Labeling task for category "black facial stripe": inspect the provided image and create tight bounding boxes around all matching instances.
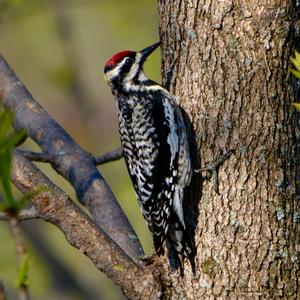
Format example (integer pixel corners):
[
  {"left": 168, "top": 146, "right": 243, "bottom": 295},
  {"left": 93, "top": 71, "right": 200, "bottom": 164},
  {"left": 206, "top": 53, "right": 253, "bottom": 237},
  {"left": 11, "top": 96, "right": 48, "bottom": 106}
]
[
  {"left": 120, "top": 59, "right": 134, "bottom": 74},
  {"left": 120, "top": 53, "right": 136, "bottom": 74}
]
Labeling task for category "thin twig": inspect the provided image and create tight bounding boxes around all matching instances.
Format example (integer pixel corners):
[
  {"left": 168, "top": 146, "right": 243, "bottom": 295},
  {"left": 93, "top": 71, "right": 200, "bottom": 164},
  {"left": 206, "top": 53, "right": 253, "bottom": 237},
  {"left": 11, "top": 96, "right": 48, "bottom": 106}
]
[
  {"left": 0, "top": 281, "right": 6, "bottom": 300},
  {"left": 0, "top": 207, "right": 39, "bottom": 222},
  {"left": 94, "top": 148, "right": 123, "bottom": 165},
  {"left": 19, "top": 151, "right": 52, "bottom": 163},
  {"left": 9, "top": 216, "right": 30, "bottom": 300},
  {"left": 20, "top": 148, "right": 124, "bottom": 166}
]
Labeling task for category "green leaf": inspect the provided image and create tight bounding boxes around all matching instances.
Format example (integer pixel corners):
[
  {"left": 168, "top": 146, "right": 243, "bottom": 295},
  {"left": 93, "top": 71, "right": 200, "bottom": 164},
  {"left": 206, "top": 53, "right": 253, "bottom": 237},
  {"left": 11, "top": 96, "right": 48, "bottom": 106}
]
[
  {"left": 295, "top": 50, "right": 300, "bottom": 62},
  {"left": 292, "top": 102, "right": 300, "bottom": 112},
  {"left": 0, "top": 202, "right": 6, "bottom": 211},
  {"left": 290, "top": 68, "right": 300, "bottom": 79},
  {"left": 0, "top": 149, "right": 15, "bottom": 206},
  {"left": 0, "top": 108, "right": 14, "bottom": 139},
  {"left": 290, "top": 50, "right": 300, "bottom": 79},
  {"left": 0, "top": 106, "right": 26, "bottom": 209},
  {"left": 290, "top": 56, "right": 300, "bottom": 72},
  {"left": 15, "top": 253, "right": 29, "bottom": 288},
  {"left": 0, "top": 131, "right": 26, "bottom": 152}
]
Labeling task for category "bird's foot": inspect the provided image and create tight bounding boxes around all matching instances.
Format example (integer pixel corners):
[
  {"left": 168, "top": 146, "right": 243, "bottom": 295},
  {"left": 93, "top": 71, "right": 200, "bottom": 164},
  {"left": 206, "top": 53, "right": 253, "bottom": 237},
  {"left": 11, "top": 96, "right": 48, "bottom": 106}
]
[{"left": 195, "top": 149, "right": 234, "bottom": 194}]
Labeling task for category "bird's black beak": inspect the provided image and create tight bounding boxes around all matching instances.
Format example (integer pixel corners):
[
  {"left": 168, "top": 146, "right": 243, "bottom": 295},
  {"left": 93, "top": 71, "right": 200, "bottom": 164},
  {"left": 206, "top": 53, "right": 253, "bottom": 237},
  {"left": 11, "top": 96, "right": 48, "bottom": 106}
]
[{"left": 140, "top": 41, "right": 161, "bottom": 62}]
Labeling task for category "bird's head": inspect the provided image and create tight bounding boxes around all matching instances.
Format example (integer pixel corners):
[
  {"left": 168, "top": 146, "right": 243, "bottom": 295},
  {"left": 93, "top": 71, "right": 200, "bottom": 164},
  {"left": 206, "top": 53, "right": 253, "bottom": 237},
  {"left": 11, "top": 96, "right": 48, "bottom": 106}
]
[{"left": 103, "top": 42, "right": 160, "bottom": 88}]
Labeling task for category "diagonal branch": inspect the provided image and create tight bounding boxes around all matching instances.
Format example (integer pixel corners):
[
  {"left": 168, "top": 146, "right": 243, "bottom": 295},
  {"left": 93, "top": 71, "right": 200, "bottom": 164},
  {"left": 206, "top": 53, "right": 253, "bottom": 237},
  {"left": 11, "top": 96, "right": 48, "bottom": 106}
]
[
  {"left": 10, "top": 150, "right": 160, "bottom": 299},
  {"left": 0, "top": 55, "right": 143, "bottom": 263}
]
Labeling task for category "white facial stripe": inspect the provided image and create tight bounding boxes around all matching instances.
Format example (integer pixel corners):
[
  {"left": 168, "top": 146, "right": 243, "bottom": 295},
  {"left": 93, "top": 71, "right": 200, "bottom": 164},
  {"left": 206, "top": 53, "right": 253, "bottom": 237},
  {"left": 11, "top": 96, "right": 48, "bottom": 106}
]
[
  {"left": 124, "top": 52, "right": 142, "bottom": 82},
  {"left": 105, "top": 57, "right": 129, "bottom": 81},
  {"left": 138, "top": 71, "right": 148, "bottom": 82}
]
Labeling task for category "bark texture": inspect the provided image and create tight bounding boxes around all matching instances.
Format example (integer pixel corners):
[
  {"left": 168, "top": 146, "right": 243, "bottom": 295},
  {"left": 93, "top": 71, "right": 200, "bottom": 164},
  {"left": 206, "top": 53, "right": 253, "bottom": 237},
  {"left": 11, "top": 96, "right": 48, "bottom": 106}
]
[{"left": 158, "top": 0, "right": 299, "bottom": 299}]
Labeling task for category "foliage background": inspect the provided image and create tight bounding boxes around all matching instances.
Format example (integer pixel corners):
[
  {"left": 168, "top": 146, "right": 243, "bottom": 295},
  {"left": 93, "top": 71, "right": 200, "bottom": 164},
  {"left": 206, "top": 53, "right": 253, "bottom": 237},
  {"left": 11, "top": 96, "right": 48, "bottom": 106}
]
[{"left": 0, "top": 1, "right": 160, "bottom": 299}]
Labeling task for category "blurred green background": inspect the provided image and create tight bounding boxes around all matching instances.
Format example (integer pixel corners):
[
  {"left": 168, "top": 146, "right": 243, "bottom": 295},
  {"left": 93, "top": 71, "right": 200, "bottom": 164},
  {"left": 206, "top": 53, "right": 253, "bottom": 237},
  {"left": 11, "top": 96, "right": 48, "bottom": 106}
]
[{"left": 0, "top": 0, "right": 160, "bottom": 299}]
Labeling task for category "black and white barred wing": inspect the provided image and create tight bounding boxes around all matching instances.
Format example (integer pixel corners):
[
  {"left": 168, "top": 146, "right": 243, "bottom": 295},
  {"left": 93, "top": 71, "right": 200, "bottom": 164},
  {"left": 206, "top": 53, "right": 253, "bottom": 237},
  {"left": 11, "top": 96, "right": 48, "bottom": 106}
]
[
  {"left": 117, "top": 98, "right": 164, "bottom": 229},
  {"left": 117, "top": 92, "right": 192, "bottom": 256}
]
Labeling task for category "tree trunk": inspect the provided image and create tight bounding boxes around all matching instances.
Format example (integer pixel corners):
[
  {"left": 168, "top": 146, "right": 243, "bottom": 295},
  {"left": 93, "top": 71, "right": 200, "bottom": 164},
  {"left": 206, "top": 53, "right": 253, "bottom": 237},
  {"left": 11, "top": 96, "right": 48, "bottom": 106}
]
[{"left": 158, "top": 0, "right": 299, "bottom": 298}]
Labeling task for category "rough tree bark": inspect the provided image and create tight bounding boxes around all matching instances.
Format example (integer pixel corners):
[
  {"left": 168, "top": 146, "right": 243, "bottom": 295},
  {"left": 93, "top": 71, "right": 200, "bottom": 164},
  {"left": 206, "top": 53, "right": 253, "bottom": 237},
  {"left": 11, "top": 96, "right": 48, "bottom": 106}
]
[{"left": 158, "top": 0, "right": 299, "bottom": 299}]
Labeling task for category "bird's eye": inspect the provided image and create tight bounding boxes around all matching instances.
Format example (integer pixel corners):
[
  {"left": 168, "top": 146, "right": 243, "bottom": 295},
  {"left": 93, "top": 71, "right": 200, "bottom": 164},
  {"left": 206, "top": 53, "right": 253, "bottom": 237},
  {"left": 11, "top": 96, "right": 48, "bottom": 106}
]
[{"left": 124, "top": 57, "right": 133, "bottom": 65}]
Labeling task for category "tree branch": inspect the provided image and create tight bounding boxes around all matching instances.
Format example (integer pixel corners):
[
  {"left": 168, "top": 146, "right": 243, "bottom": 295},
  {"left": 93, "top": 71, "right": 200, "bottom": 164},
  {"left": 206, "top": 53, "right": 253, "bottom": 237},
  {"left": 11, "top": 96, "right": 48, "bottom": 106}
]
[
  {"left": 0, "top": 55, "right": 143, "bottom": 263},
  {"left": 8, "top": 216, "right": 31, "bottom": 300},
  {"left": 0, "top": 207, "right": 39, "bottom": 222},
  {"left": 18, "top": 151, "right": 52, "bottom": 163},
  {"left": 10, "top": 150, "right": 160, "bottom": 299},
  {"left": 94, "top": 148, "right": 123, "bottom": 165},
  {"left": 0, "top": 281, "right": 6, "bottom": 300},
  {"left": 19, "top": 147, "right": 124, "bottom": 166}
]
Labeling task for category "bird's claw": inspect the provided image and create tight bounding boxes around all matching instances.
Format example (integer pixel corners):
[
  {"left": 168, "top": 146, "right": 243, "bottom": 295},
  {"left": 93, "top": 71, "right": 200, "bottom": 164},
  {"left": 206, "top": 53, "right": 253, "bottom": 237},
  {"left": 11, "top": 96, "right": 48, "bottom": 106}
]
[{"left": 195, "top": 149, "right": 234, "bottom": 194}]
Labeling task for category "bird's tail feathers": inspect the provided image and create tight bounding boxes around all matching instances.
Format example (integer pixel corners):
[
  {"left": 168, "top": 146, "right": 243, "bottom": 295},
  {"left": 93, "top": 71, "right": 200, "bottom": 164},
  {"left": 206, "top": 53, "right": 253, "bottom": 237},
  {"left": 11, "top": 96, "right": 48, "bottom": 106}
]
[{"left": 166, "top": 217, "right": 196, "bottom": 275}]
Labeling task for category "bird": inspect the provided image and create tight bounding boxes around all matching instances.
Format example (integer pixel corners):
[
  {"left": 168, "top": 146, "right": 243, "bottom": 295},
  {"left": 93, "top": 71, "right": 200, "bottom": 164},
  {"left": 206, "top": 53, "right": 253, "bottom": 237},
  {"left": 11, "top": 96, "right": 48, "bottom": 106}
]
[{"left": 103, "top": 42, "right": 196, "bottom": 274}]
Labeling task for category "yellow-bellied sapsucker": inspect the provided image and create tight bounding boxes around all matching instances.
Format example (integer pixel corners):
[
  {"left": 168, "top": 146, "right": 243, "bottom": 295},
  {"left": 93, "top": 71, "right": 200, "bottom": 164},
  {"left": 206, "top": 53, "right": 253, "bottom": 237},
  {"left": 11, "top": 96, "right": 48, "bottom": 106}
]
[{"left": 104, "top": 42, "right": 196, "bottom": 273}]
